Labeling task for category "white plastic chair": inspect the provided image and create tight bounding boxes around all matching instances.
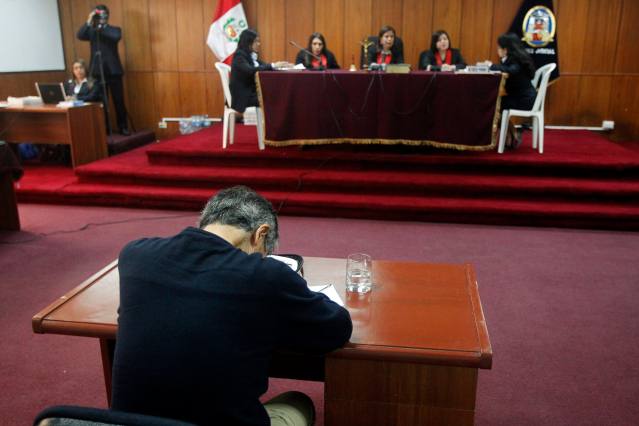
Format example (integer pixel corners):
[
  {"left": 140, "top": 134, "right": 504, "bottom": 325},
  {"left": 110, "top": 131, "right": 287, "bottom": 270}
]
[
  {"left": 498, "top": 62, "right": 556, "bottom": 154},
  {"left": 214, "top": 62, "right": 265, "bottom": 150}
]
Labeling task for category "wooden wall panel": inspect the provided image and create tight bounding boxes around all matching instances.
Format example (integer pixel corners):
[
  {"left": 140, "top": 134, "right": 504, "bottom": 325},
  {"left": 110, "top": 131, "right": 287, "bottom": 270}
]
[
  {"left": 176, "top": 0, "right": 206, "bottom": 71},
  {"left": 243, "top": 0, "right": 258, "bottom": 28},
  {"left": 58, "top": 0, "right": 77, "bottom": 70},
  {"left": 149, "top": 0, "right": 178, "bottom": 71},
  {"left": 581, "top": 0, "right": 622, "bottom": 74},
  {"left": 576, "top": 76, "right": 613, "bottom": 126},
  {"left": 69, "top": 0, "right": 92, "bottom": 63},
  {"left": 205, "top": 72, "right": 224, "bottom": 118},
  {"left": 614, "top": 1, "right": 639, "bottom": 73},
  {"left": 459, "top": 0, "right": 494, "bottom": 65},
  {"left": 179, "top": 73, "right": 208, "bottom": 116},
  {"left": 609, "top": 76, "right": 639, "bottom": 139},
  {"left": 545, "top": 77, "right": 581, "bottom": 125},
  {"left": 125, "top": 72, "right": 157, "bottom": 131},
  {"left": 402, "top": 0, "right": 432, "bottom": 67},
  {"left": 315, "top": 0, "right": 345, "bottom": 67},
  {"left": 123, "top": 0, "right": 153, "bottom": 71},
  {"left": 285, "top": 0, "right": 315, "bottom": 63},
  {"left": 344, "top": 0, "right": 373, "bottom": 69},
  {"left": 154, "top": 72, "right": 181, "bottom": 138},
  {"left": 202, "top": 1, "right": 217, "bottom": 72},
  {"left": 257, "top": 0, "right": 286, "bottom": 62},
  {"left": 372, "top": 0, "right": 404, "bottom": 35},
  {"left": 432, "top": 0, "right": 462, "bottom": 48},
  {"left": 489, "top": 0, "right": 520, "bottom": 63},
  {"left": 554, "top": 0, "right": 588, "bottom": 74}
]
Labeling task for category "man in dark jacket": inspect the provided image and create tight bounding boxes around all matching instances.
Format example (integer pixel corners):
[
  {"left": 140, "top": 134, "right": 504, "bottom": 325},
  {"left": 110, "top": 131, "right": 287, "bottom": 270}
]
[
  {"left": 77, "top": 4, "right": 129, "bottom": 135},
  {"left": 111, "top": 186, "right": 352, "bottom": 426}
]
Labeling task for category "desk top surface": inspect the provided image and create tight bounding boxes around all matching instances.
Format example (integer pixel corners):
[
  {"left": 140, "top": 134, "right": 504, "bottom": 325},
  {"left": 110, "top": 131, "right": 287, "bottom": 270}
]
[{"left": 32, "top": 257, "right": 492, "bottom": 368}]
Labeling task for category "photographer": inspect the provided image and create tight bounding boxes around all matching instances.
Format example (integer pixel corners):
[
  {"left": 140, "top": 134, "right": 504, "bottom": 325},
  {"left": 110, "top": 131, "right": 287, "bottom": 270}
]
[{"left": 77, "top": 4, "right": 129, "bottom": 135}]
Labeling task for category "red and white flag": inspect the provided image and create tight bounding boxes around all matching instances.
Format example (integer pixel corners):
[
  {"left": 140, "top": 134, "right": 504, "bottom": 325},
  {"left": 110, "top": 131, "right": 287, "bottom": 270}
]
[{"left": 206, "top": 0, "right": 248, "bottom": 64}]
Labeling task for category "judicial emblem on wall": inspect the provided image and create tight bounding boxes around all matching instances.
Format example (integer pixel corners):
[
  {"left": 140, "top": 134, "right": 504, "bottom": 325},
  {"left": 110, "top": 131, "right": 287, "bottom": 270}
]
[{"left": 521, "top": 5, "right": 556, "bottom": 48}]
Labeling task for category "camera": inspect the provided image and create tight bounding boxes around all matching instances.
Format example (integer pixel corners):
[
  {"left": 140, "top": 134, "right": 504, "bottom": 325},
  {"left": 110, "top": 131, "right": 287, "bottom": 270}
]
[{"left": 92, "top": 8, "right": 109, "bottom": 27}]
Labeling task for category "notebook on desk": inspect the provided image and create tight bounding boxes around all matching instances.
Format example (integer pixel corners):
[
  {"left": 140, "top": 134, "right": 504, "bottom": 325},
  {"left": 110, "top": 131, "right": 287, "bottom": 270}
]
[{"left": 35, "top": 82, "right": 66, "bottom": 104}]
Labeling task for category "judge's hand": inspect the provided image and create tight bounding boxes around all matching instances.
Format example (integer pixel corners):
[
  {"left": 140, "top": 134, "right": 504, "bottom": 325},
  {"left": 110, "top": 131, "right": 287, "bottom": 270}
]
[
  {"left": 478, "top": 60, "right": 492, "bottom": 67},
  {"left": 441, "top": 64, "right": 456, "bottom": 72},
  {"left": 273, "top": 61, "right": 294, "bottom": 70}
]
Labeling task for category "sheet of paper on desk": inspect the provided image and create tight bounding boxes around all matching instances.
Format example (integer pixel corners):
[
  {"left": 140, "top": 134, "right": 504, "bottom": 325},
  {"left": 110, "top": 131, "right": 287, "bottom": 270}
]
[
  {"left": 308, "top": 284, "right": 344, "bottom": 306},
  {"left": 268, "top": 254, "right": 298, "bottom": 271}
]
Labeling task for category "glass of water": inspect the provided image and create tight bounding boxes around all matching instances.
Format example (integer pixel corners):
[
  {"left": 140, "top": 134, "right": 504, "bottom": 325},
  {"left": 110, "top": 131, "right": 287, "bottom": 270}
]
[{"left": 346, "top": 253, "right": 372, "bottom": 293}]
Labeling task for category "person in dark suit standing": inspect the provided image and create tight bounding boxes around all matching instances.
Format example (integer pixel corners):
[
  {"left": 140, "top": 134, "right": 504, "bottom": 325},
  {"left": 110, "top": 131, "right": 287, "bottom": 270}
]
[
  {"left": 230, "top": 29, "right": 290, "bottom": 113},
  {"left": 64, "top": 59, "right": 102, "bottom": 102},
  {"left": 418, "top": 30, "right": 466, "bottom": 71},
  {"left": 295, "top": 32, "right": 340, "bottom": 70},
  {"left": 367, "top": 25, "right": 404, "bottom": 66},
  {"left": 77, "top": 4, "right": 129, "bottom": 135}
]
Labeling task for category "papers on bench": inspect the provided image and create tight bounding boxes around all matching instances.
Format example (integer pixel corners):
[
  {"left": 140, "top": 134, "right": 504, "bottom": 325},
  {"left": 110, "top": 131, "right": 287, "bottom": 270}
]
[{"left": 308, "top": 284, "right": 344, "bottom": 306}]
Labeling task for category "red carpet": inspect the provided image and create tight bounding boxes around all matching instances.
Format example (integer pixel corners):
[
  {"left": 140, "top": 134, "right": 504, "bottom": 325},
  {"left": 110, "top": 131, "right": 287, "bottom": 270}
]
[{"left": 16, "top": 124, "right": 639, "bottom": 229}]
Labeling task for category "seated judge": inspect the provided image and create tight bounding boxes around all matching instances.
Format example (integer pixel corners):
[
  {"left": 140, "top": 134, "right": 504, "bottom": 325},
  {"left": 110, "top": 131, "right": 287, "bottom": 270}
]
[
  {"left": 367, "top": 25, "right": 404, "bottom": 66},
  {"left": 64, "top": 59, "right": 102, "bottom": 102},
  {"left": 230, "top": 29, "right": 291, "bottom": 113},
  {"left": 295, "top": 32, "right": 340, "bottom": 70},
  {"left": 482, "top": 33, "right": 536, "bottom": 148},
  {"left": 111, "top": 186, "right": 352, "bottom": 425},
  {"left": 418, "top": 30, "right": 466, "bottom": 71}
]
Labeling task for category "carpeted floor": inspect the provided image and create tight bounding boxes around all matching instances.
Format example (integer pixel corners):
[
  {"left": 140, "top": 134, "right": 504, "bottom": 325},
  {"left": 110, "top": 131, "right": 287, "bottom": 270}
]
[
  {"left": 15, "top": 124, "right": 639, "bottom": 230},
  {"left": 2, "top": 204, "right": 639, "bottom": 425}
]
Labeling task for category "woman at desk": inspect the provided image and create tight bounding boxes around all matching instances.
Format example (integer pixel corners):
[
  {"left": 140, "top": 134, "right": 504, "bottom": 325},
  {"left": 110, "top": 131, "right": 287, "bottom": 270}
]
[
  {"left": 295, "top": 32, "right": 340, "bottom": 70},
  {"left": 484, "top": 33, "right": 536, "bottom": 148},
  {"left": 418, "top": 30, "right": 466, "bottom": 71},
  {"left": 230, "top": 29, "right": 290, "bottom": 113},
  {"left": 65, "top": 59, "right": 102, "bottom": 102},
  {"left": 367, "top": 25, "right": 404, "bottom": 66}
]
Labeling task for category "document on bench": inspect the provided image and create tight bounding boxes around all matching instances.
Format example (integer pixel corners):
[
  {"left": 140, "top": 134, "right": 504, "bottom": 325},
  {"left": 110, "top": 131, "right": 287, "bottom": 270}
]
[{"left": 308, "top": 284, "right": 344, "bottom": 306}]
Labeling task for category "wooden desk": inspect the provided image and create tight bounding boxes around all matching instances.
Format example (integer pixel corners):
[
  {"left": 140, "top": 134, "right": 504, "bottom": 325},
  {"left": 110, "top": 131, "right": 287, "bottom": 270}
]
[
  {"left": 33, "top": 257, "right": 491, "bottom": 426},
  {"left": 0, "top": 103, "right": 107, "bottom": 168}
]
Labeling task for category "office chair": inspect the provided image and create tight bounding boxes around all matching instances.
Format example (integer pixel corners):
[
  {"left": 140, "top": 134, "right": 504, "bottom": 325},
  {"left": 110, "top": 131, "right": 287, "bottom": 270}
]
[
  {"left": 498, "top": 63, "right": 556, "bottom": 154},
  {"left": 33, "top": 405, "right": 197, "bottom": 426},
  {"left": 214, "top": 62, "right": 265, "bottom": 150}
]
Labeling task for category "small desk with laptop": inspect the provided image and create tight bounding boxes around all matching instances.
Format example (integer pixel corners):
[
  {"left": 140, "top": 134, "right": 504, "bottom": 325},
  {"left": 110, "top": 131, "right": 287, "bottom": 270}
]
[
  {"left": 0, "top": 83, "right": 107, "bottom": 168},
  {"left": 32, "top": 257, "right": 492, "bottom": 426}
]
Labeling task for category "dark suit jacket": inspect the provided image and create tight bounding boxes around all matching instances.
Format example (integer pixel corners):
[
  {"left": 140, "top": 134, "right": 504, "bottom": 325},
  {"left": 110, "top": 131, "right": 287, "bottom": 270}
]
[
  {"left": 490, "top": 56, "right": 536, "bottom": 110},
  {"left": 295, "top": 49, "right": 340, "bottom": 70},
  {"left": 418, "top": 48, "right": 466, "bottom": 70},
  {"left": 64, "top": 80, "right": 102, "bottom": 102},
  {"left": 230, "top": 49, "right": 273, "bottom": 113},
  {"left": 77, "top": 24, "right": 124, "bottom": 77},
  {"left": 112, "top": 227, "right": 352, "bottom": 426}
]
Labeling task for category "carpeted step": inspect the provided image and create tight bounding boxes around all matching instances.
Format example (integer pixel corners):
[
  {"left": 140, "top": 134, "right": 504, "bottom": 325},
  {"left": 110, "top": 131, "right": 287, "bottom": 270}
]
[{"left": 16, "top": 181, "right": 639, "bottom": 230}]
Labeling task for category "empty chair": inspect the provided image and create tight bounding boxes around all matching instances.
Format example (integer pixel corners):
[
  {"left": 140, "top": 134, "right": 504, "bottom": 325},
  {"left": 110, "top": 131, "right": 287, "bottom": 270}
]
[
  {"left": 214, "top": 62, "right": 265, "bottom": 150},
  {"left": 33, "top": 405, "right": 197, "bottom": 426},
  {"left": 498, "top": 62, "right": 556, "bottom": 154}
]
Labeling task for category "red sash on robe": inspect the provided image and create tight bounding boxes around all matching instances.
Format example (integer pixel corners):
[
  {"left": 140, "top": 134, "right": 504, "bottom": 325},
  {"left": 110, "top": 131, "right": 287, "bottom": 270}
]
[
  {"left": 311, "top": 54, "right": 328, "bottom": 69},
  {"left": 436, "top": 50, "right": 452, "bottom": 66},
  {"left": 376, "top": 52, "right": 392, "bottom": 65}
]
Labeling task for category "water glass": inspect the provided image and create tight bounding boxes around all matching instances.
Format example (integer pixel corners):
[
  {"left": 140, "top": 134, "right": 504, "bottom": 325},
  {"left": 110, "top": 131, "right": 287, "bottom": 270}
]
[{"left": 346, "top": 253, "right": 372, "bottom": 293}]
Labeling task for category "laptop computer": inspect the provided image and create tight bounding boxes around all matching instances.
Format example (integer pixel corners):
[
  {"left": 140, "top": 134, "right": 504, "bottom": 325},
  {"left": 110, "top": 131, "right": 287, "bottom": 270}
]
[{"left": 35, "top": 83, "right": 67, "bottom": 104}]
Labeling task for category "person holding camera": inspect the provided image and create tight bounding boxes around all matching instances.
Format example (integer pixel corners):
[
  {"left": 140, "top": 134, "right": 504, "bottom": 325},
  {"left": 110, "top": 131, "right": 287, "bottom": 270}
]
[{"left": 77, "top": 4, "right": 129, "bottom": 135}]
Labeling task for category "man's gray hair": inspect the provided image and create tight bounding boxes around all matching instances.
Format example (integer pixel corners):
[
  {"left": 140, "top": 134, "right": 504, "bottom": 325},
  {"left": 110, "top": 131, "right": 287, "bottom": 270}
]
[{"left": 198, "top": 186, "right": 279, "bottom": 254}]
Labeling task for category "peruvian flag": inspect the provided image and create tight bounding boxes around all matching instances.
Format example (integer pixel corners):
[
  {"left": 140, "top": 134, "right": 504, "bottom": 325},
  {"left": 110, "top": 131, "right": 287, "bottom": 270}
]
[{"left": 206, "top": 0, "right": 248, "bottom": 64}]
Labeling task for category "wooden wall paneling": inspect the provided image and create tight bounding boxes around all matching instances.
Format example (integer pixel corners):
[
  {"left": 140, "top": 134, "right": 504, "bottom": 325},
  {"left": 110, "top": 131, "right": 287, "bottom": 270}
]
[
  {"left": 154, "top": 72, "right": 181, "bottom": 138},
  {"left": 432, "top": 0, "right": 462, "bottom": 49},
  {"left": 243, "top": 0, "right": 258, "bottom": 28},
  {"left": 257, "top": 0, "right": 286, "bottom": 62},
  {"left": 285, "top": 0, "right": 315, "bottom": 63},
  {"left": 149, "top": 0, "right": 179, "bottom": 71},
  {"left": 176, "top": 0, "right": 206, "bottom": 71},
  {"left": 459, "top": 0, "right": 494, "bottom": 65},
  {"left": 554, "top": 0, "right": 588, "bottom": 74},
  {"left": 125, "top": 72, "right": 157, "bottom": 131},
  {"left": 581, "top": 0, "right": 622, "bottom": 74},
  {"left": 576, "top": 76, "right": 613, "bottom": 126},
  {"left": 544, "top": 76, "right": 580, "bottom": 125},
  {"left": 614, "top": 0, "right": 639, "bottom": 73},
  {"left": 489, "top": 0, "right": 521, "bottom": 63},
  {"left": 402, "top": 0, "right": 433, "bottom": 67},
  {"left": 123, "top": 0, "right": 153, "bottom": 71},
  {"left": 372, "top": 0, "right": 404, "bottom": 34},
  {"left": 179, "top": 72, "right": 208, "bottom": 117},
  {"left": 69, "top": 0, "right": 93, "bottom": 64},
  {"left": 608, "top": 76, "right": 639, "bottom": 140},
  {"left": 0, "top": 72, "right": 67, "bottom": 99},
  {"left": 314, "top": 0, "right": 345, "bottom": 67},
  {"left": 57, "top": 0, "right": 76, "bottom": 70},
  {"left": 202, "top": 0, "right": 217, "bottom": 72},
  {"left": 344, "top": 0, "right": 373, "bottom": 70},
  {"left": 205, "top": 72, "right": 224, "bottom": 118}
]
